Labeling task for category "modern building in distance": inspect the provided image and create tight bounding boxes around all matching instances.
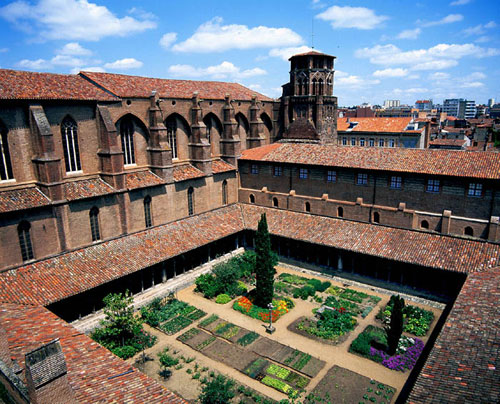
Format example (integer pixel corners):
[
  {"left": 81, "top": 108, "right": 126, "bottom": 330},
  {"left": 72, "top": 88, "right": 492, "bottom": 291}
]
[
  {"left": 488, "top": 98, "right": 495, "bottom": 108},
  {"left": 443, "top": 98, "right": 476, "bottom": 119},
  {"left": 415, "top": 100, "right": 433, "bottom": 111},
  {"left": 383, "top": 99, "right": 400, "bottom": 108}
]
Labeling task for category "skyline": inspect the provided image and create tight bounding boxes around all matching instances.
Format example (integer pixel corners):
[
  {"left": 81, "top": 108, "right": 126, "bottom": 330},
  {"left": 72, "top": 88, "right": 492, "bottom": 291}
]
[{"left": 0, "top": 0, "right": 498, "bottom": 106}]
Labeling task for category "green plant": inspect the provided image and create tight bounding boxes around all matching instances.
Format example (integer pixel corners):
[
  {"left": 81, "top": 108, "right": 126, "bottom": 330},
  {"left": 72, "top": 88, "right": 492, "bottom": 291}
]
[
  {"left": 158, "top": 349, "right": 179, "bottom": 368},
  {"left": 160, "top": 316, "right": 193, "bottom": 335},
  {"left": 254, "top": 213, "right": 276, "bottom": 307},
  {"left": 186, "top": 368, "right": 192, "bottom": 374},
  {"left": 185, "top": 356, "right": 195, "bottom": 363},
  {"left": 175, "top": 364, "right": 183, "bottom": 370},
  {"left": 199, "top": 314, "right": 219, "bottom": 327},
  {"left": 199, "top": 374, "right": 235, "bottom": 404},
  {"left": 267, "top": 364, "right": 290, "bottom": 379},
  {"left": 237, "top": 331, "right": 259, "bottom": 346},
  {"left": 193, "top": 372, "right": 201, "bottom": 380},
  {"left": 196, "top": 336, "right": 216, "bottom": 350},
  {"left": 294, "top": 353, "right": 311, "bottom": 370},
  {"left": 261, "top": 376, "right": 294, "bottom": 395},
  {"left": 178, "top": 327, "right": 201, "bottom": 342},
  {"left": 187, "top": 308, "right": 207, "bottom": 321}
]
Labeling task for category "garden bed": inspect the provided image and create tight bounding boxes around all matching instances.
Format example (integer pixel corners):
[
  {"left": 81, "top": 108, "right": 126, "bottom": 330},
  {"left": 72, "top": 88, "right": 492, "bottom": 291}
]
[
  {"left": 376, "top": 300, "right": 435, "bottom": 337},
  {"left": 325, "top": 286, "right": 381, "bottom": 319},
  {"left": 233, "top": 295, "right": 294, "bottom": 322},
  {"left": 202, "top": 338, "right": 259, "bottom": 372},
  {"left": 305, "top": 365, "right": 396, "bottom": 404}
]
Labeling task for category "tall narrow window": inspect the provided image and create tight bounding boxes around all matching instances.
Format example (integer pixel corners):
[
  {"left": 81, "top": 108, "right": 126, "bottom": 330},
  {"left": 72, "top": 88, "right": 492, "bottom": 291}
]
[
  {"left": 0, "top": 122, "right": 13, "bottom": 181},
  {"left": 273, "top": 166, "right": 282, "bottom": 177},
  {"left": 18, "top": 221, "right": 33, "bottom": 262},
  {"left": 337, "top": 206, "right": 344, "bottom": 218},
  {"left": 327, "top": 170, "right": 336, "bottom": 182},
  {"left": 90, "top": 207, "right": 100, "bottom": 242},
  {"left": 350, "top": 138, "right": 356, "bottom": 146},
  {"left": 369, "top": 138, "right": 375, "bottom": 147},
  {"left": 166, "top": 119, "right": 178, "bottom": 159},
  {"left": 188, "top": 187, "right": 194, "bottom": 216},
  {"left": 379, "top": 139, "right": 384, "bottom": 147},
  {"left": 299, "top": 168, "right": 308, "bottom": 179},
  {"left": 144, "top": 196, "right": 152, "bottom": 228},
  {"left": 360, "top": 138, "right": 365, "bottom": 147},
  {"left": 61, "top": 117, "right": 81, "bottom": 173},
  {"left": 120, "top": 118, "right": 135, "bottom": 165},
  {"left": 222, "top": 180, "right": 228, "bottom": 205},
  {"left": 342, "top": 137, "right": 347, "bottom": 146}
]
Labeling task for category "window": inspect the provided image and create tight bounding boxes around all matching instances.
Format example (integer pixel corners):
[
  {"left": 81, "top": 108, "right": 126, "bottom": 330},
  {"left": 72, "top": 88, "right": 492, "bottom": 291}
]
[
  {"left": 305, "top": 202, "right": 311, "bottom": 212},
  {"left": 222, "top": 180, "right": 228, "bottom": 205},
  {"left": 327, "top": 170, "right": 336, "bottom": 182},
  {"left": 187, "top": 187, "right": 194, "bottom": 216},
  {"left": 378, "top": 139, "right": 384, "bottom": 147},
  {"left": 299, "top": 168, "right": 308, "bottom": 179},
  {"left": 356, "top": 173, "right": 368, "bottom": 185},
  {"left": 350, "top": 138, "right": 356, "bottom": 146},
  {"left": 0, "top": 123, "right": 13, "bottom": 181},
  {"left": 166, "top": 119, "right": 178, "bottom": 159},
  {"left": 249, "top": 194, "right": 255, "bottom": 204},
  {"left": 120, "top": 118, "right": 135, "bottom": 165},
  {"left": 144, "top": 196, "right": 152, "bottom": 228},
  {"left": 468, "top": 183, "right": 482, "bottom": 197},
  {"left": 360, "top": 138, "right": 365, "bottom": 147},
  {"left": 251, "top": 164, "right": 259, "bottom": 174},
  {"left": 464, "top": 226, "right": 474, "bottom": 237},
  {"left": 89, "top": 207, "right": 100, "bottom": 242},
  {"left": 426, "top": 179, "right": 440, "bottom": 193},
  {"left": 369, "top": 138, "right": 374, "bottom": 147},
  {"left": 373, "top": 212, "right": 380, "bottom": 223},
  {"left": 390, "top": 176, "right": 402, "bottom": 189},
  {"left": 389, "top": 139, "right": 396, "bottom": 147},
  {"left": 272, "top": 197, "right": 279, "bottom": 207},
  {"left": 337, "top": 206, "right": 344, "bottom": 218},
  {"left": 342, "top": 137, "right": 347, "bottom": 146},
  {"left": 61, "top": 117, "right": 81, "bottom": 173},
  {"left": 420, "top": 220, "right": 429, "bottom": 229},
  {"left": 18, "top": 221, "right": 33, "bottom": 262},
  {"left": 273, "top": 166, "right": 282, "bottom": 177}
]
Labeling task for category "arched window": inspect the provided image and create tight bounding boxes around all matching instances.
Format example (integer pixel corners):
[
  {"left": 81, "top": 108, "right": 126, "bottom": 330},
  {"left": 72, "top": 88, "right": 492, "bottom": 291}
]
[
  {"left": 337, "top": 206, "right": 344, "bottom": 218},
  {"left": 249, "top": 194, "right": 255, "bottom": 204},
  {"left": 0, "top": 121, "right": 13, "bottom": 181},
  {"left": 18, "top": 221, "right": 33, "bottom": 262},
  {"left": 144, "top": 196, "right": 152, "bottom": 228},
  {"left": 318, "top": 79, "right": 324, "bottom": 95},
  {"left": 166, "top": 117, "right": 178, "bottom": 159},
  {"left": 312, "top": 78, "right": 317, "bottom": 95},
  {"left": 305, "top": 202, "right": 311, "bottom": 212},
  {"left": 187, "top": 187, "right": 194, "bottom": 216},
  {"left": 272, "top": 197, "right": 279, "bottom": 208},
  {"left": 464, "top": 226, "right": 474, "bottom": 237},
  {"left": 90, "top": 207, "right": 100, "bottom": 242},
  {"left": 61, "top": 117, "right": 81, "bottom": 173},
  {"left": 373, "top": 212, "right": 380, "bottom": 223},
  {"left": 120, "top": 118, "right": 135, "bottom": 165},
  {"left": 420, "top": 220, "right": 429, "bottom": 229},
  {"left": 222, "top": 180, "right": 228, "bottom": 205}
]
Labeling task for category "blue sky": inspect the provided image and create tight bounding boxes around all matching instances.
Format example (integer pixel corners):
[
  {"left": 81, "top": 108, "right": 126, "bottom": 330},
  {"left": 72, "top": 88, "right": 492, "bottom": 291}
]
[{"left": 0, "top": 0, "right": 499, "bottom": 106}]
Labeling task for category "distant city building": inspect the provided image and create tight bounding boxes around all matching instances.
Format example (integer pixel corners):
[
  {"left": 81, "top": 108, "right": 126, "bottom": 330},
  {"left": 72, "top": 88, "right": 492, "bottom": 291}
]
[
  {"left": 383, "top": 100, "right": 400, "bottom": 108},
  {"left": 476, "top": 104, "right": 487, "bottom": 117},
  {"left": 443, "top": 98, "right": 476, "bottom": 119},
  {"left": 488, "top": 98, "right": 495, "bottom": 108},
  {"left": 415, "top": 100, "right": 433, "bottom": 111}
]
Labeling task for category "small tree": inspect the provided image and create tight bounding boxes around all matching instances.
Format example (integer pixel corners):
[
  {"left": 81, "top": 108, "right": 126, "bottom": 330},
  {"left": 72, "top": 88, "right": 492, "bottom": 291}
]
[
  {"left": 199, "top": 375, "right": 235, "bottom": 404},
  {"left": 385, "top": 295, "right": 405, "bottom": 355},
  {"left": 254, "top": 213, "right": 276, "bottom": 308},
  {"left": 158, "top": 348, "right": 178, "bottom": 379}
]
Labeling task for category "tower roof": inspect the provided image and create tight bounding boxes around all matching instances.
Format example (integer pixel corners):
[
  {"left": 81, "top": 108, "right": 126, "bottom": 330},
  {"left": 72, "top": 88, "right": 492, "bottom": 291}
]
[{"left": 289, "top": 50, "right": 336, "bottom": 60}]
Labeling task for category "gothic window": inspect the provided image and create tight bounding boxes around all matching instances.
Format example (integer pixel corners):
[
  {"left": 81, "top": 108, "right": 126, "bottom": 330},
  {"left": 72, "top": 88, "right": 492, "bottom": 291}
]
[
  {"left": 120, "top": 118, "right": 135, "bottom": 165},
  {"left": 61, "top": 117, "right": 81, "bottom": 173},
  {"left": 90, "top": 206, "right": 100, "bottom": 242},
  {"left": 0, "top": 122, "right": 13, "bottom": 181},
  {"left": 144, "top": 196, "right": 152, "bottom": 228},
  {"left": 166, "top": 119, "right": 178, "bottom": 159},
  {"left": 312, "top": 79, "right": 317, "bottom": 95},
  {"left": 318, "top": 79, "right": 323, "bottom": 95},
  {"left": 18, "top": 221, "right": 34, "bottom": 262},
  {"left": 222, "top": 180, "right": 228, "bottom": 205},
  {"left": 188, "top": 187, "right": 194, "bottom": 216}
]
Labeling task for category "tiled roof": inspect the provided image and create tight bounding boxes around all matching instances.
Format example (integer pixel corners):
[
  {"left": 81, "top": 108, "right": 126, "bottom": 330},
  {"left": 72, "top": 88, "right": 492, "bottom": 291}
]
[
  {"left": 0, "top": 205, "right": 244, "bottom": 305},
  {"left": 429, "top": 138, "right": 467, "bottom": 146},
  {"left": 80, "top": 71, "right": 272, "bottom": 101},
  {"left": 126, "top": 171, "right": 165, "bottom": 190},
  {"left": 239, "top": 143, "right": 500, "bottom": 180},
  {"left": 0, "top": 187, "right": 51, "bottom": 213},
  {"left": 212, "top": 159, "right": 236, "bottom": 174},
  {"left": 337, "top": 117, "right": 416, "bottom": 133},
  {"left": 173, "top": 164, "right": 205, "bottom": 182},
  {"left": 0, "top": 69, "right": 117, "bottom": 101},
  {"left": 0, "top": 303, "right": 186, "bottom": 403},
  {"left": 289, "top": 50, "right": 335, "bottom": 59},
  {"left": 240, "top": 204, "right": 500, "bottom": 273},
  {"left": 408, "top": 267, "right": 500, "bottom": 403},
  {"left": 64, "top": 178, "right": 116, "bottom": 201}
]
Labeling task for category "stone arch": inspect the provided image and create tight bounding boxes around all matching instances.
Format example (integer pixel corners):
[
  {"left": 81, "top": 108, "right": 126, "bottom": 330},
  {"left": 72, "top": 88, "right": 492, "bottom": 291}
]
[
  {"left": 115, "top": 114, "right": 150, "bottom": 167},
  {"left": 305, "top": 201, "right": 311, "bottom": 212},
  {"left": 337, "top": 206, "right": 343, "bottom": 218},
  {"left": 272, "top": 197, "right": 279, "bottom": 208},
  {"left": 203, "top": 112, "right": 223, "bottom": 157},
  {"left": 164, "top": 113, "right": 191, "bottom": 161},
  {"left": 464, "top": 226, "right": 473, "bottom": 237},
  {"left": 260, "top": 112, "right": 273, "bottom": 144},
  {"left": 249, "top": 194, "right": 255, "bottom": 204},
  {"left": 421, "top": 220, "right": 429, "bottom": 229},
  {"left": 235, "top": 112, "right": 249, "bottom": 151}
]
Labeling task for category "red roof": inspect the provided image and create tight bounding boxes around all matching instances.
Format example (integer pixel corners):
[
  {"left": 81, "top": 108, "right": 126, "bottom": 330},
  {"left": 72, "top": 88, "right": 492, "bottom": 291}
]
[
  {"left": 173, "top": 164, "right": 205, "bottom": 182},
  {"left": 240, "top": 143, "right": 500, "bottom": 180},
  {"left": 0, "top": 69, "right": 117, "bottom": 101},
  {"left": 0, "top": 303, "right": 186, "bottom": 403},
  {"left": 429, "top": 139, "right": 467, "bottom": 147},
  {"left": 337, "top": 117, "right": 416, "bottom": 133},
  {"left": 212, "top": 159, "right": 236, "bottom": 174},
  {"left": 289, "top": 50, "right": 335, "bottom": 59},
  {"left": 126, "top": 170, "right": 165, "bottom": 190},
  {"left": 64, "top": 178, "right": 116, "bottom": 201},
  {"left": 0, "top": 187, "right": 51, "bottom": 213},
  {"left": 80, "top": 71, "right": 272, "bottom": 101}
]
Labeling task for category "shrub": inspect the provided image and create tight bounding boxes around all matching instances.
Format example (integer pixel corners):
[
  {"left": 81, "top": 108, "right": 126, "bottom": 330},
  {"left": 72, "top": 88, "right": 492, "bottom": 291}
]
[
  {"left": 232, "top": 250, "right": 257, "bottom": 280},
  {"left": 195, "top": 273, "right": 220, "bottom": 299},
  {"left": 158, "top": 350, "right": 179, "bottom": 368},
  {"left": 199, "top": 375, "right": 235, "bottom": 404},
  {"left": 215, "top": 294, "right": 232, "bottom": 304},
  {"left": 111, "top": 345, "right": 136, "bottom": 359},
  {"left": 293, "top": 285, "right": 315, "bottom": 300}
]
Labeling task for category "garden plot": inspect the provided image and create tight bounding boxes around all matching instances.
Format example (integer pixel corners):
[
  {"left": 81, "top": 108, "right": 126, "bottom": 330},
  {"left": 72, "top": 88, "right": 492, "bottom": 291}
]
[
  {"left": 305, "top": 365, "right": 396, "bottom": 404},
  {"left": 177, "top": 327, "right": 216, "bottom": 351},
  {"left": 376, "top": 299, "right": 435, "bottom": 337},
  {"left": 203, "top": 338, "right": 259, "bottom": 372},
  {"left": 325, "top": 285, "right": 382, "bottom": 319}
]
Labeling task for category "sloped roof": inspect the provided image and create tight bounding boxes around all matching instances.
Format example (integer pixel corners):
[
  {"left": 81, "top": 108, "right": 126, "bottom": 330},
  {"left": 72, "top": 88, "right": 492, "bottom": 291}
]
[
  {"left": 212, "top": 159, "right": 236, "bottom": 174},
  {"left": 64, "top": 178, "right": 116, "bottom": 201},
  {"left": 173, "top": 164, "right": 205, "bottom": 182},
  {"left": 240, "top": 143, "right": 500, "bottom": 180},
  {"left": 429, "top": 138, "right": 467, "bottom": 147},
  {"left": 0, "top": 69, "right": 117, "bottom": 101},
  {"left": 0, "top": 187, "right": 51, "bottom": 213},
  {"left": 337, "top": 117, "right": 416, "bottom": 133},
  {"left": 289, "top": 50, "right": 335, "bottom": 59},
  {"left": 126, "top": 170, "right": 165, "bottom": 190},
  {"left": 80, "top": 71, "right": 272, "bottom": 101}
]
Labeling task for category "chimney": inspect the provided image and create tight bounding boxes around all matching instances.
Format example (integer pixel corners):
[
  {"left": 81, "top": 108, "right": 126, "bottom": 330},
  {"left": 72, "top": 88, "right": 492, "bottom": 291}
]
[{"left": 424, "top": 121, "right": 431, "bottom": 148}]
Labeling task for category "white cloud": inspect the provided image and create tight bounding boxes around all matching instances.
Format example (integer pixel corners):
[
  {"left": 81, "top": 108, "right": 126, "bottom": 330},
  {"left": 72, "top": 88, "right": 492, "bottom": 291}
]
[
  {"left": 57, "top": 42, "right": 91, "bottom": 56},
  {"left": 408, "top": 74, "right": 420, "bottom": 79},
  {"left": 335, "top": 70, "right": 349, "bottom": 78},
  {"left": 51, "top": 54, "right": 85, "bottom": 66},
  {"left": 393, "top": 87, "right": 429, "bottom": 95},
  {"left": 461, "top": 81, "right": 484, "bottom": 88},
  {"left": 450, "top": 0, "right": 471, "bottom": 5},
  {"left": 70, "top": 65, "right": 105, "bottom": 74},
  {"left": 18, "top": 58, "right": 51, "bottom": 69},
  {"left": 465, "top": 71, "right": 486, "bottom": 80},
  {"left": 172, "top": 17, "right": 302, "bottom": 53},
  {"left": 316, "top": 6, "right": 388, "bottom": 30},
  {"left": 268, "top": 46, "right": 316, "bottom": 61},
  {"left": 463, "top": 21, "right": 497, "bottom": 36},
  {"left": 421, "top": 14, "right": 463, "bottom": 27},
  {"left": 412, "top": 60, "right": 458, "bottom": 70},
  {"left": 168, "top": 61, "right": 267, "bottom": 80},
  {"left": 475, "top": 36, "right": 490, "bottom": 43},
  {"left": 429, "top": 72, "right": 450, "bottom": 80},
  {"left": 373, "top": 68, "right": 408, "bottom": 77},
  {"left": 159, "top": 32, "right": 177, "bottom": 50},
  {"left": 336, "top": 75, "right": 380, "bottom": 89},
  {"left": 104, "top": 58, "right": 143, "bottom": 69},
  {"left": 397, "top": 28, "right": 421, "bottom": 40},
  {"left": 0, "top": 0, "right": 156, "bottom": 41}
]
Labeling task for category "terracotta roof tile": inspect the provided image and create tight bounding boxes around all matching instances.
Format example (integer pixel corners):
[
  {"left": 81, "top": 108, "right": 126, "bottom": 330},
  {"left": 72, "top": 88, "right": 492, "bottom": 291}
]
[
  {"left": 241, "top": 205, "right": 500, "bottom": 273},
  {"left": 429, "top": 139, "right": 467, "bottom": 146},
  {"left": 0, "top": 69, "right": 117, "bottom": 101},
  {"left": 337, "top": 117, "right": 415, "bottom": 133},
  {"left": 240, "top": 143, "right": 500, "bottom": 179},
  {"left": 173, "top": 164, "right": 205, "bottom": 182},
  {"left": 212, "top": 159, "right": 236, "bottom": 174},
  {"left": 289, "top": 50, "right": 335, "bottom": 59},
  {"left": 64, "top": 178, "right": 116, "bottom": 201},
  {"left": 126, "top": 171, "right": 165, "bottom": 190},
  {"left": 80, "top": 71, "right": 272, "bottom": 101},
  {"left": 408, "top": 267, "right": 500, "bottom": 403},
  {"left": 0, "top": 187, "right": 51, "bottom": 213},
  {"left": 0, "top": 303, "right": 186, "bottom": 403}
]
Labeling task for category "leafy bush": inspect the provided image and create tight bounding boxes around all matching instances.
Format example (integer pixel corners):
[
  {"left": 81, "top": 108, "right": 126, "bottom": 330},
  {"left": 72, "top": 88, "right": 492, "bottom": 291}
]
[
  {"left": 340, "top": 288, "right": 369, "bottom": 303},
  {"left": 232, "top": 250, "right": 257, "bottom": 280},
  {"left": 293, "top": 285, "right": 316, "bottom": 300},
  {"left": 215, "top": 294, "right": 232, "bottom": 304},
  {"left": 158, "top": 349, "right": 179, "bottom": 368},
  {"left": 278, "top": 273, "right": 308, "bottom": 285},
  {"left": 377, "top": 299, "right": 435, "bottom": 336},
  {"left": 306, "top": 278, "right": 331, "bottom": 292},
  {"left": 324, "top": 296, "right": 361, "bottom": 315},
  {"left": 199, "top": 374, "right": 235, "bottom": 404},
  {"left": 195, "top": 273, "right": 220, "bottom": 299},
  {"left": 350, "top": 325, "right": 388, "bottom": 358},
  {"left": 299, "top": 308, "right": 356, "bottom": 340},
  {"left": 111, "top": 345, "right": 136, "bottom": 359}
]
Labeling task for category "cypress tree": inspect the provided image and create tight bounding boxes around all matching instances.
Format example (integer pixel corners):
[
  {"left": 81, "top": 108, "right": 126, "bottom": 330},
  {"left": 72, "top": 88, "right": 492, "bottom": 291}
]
[
  {"left": 254, "top": 213, "right": 275, "bottom": 307},
  {"left": 386, "top": 295, "right": 405, "bottom": 355}
]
